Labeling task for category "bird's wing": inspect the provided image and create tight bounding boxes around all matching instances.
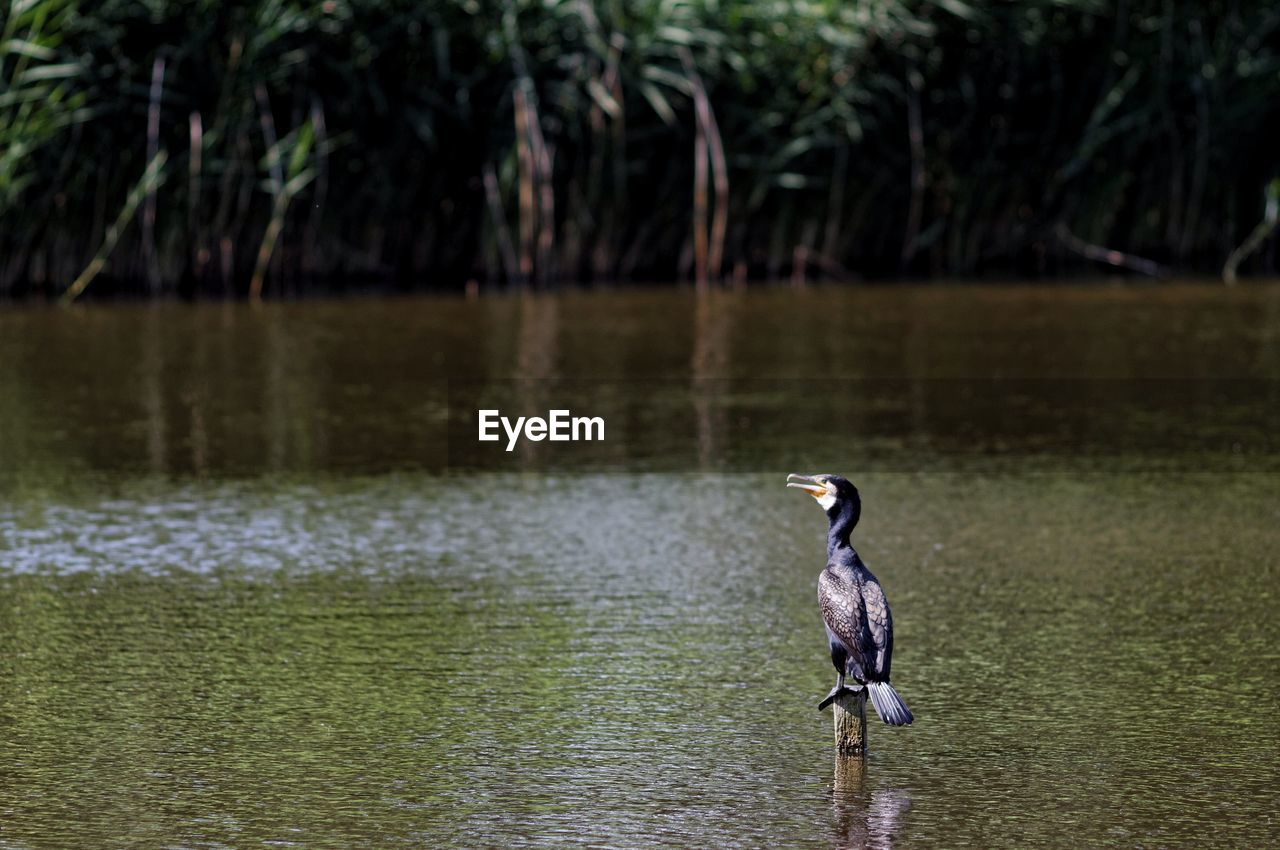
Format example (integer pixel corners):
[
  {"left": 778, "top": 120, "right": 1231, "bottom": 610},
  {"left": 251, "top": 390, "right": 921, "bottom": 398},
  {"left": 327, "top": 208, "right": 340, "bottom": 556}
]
[
  {"left": 861, "top": 577, "right": 895, "bottom": 679},
  {"left": 818, "top": 568, "right": 872, "bottom": 681}
]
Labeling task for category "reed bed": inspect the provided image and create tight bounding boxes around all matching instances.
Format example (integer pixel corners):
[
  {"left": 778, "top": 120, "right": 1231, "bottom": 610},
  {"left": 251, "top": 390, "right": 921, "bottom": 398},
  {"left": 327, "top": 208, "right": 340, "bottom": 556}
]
[{"left": 1, "top": 0, "right": 1277, "bottom": 298}]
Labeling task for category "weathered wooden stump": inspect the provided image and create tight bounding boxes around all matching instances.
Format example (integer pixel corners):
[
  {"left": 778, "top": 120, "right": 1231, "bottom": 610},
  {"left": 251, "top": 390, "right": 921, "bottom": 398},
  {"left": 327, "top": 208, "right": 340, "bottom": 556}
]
[{"left": 833, "top": 688, "right": 867, "bottom": 755}]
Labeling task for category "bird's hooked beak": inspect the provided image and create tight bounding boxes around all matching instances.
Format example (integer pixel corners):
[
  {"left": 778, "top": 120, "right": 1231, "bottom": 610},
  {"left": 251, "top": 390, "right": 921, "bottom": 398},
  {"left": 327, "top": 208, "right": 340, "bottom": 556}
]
[{"left": 787, "top": 473, "right": 832, "bottom": 501}]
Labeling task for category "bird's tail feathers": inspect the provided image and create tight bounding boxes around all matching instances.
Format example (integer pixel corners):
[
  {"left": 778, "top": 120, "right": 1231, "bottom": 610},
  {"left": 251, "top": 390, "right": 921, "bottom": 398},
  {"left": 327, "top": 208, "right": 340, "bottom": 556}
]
[{"left": 867, "top": 681, "right": 913, "bottom": 726}]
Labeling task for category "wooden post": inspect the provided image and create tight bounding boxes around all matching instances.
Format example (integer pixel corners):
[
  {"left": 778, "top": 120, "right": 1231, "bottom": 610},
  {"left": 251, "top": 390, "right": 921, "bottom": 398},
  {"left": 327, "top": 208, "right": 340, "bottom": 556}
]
[{"left": 833, "top": 688, "right": 867, "bottom": 755}]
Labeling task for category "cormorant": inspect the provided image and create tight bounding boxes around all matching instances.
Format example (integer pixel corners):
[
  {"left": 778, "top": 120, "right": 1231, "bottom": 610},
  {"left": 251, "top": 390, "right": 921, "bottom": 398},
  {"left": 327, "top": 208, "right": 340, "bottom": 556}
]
[{"left": 787, "top": 473, "right": 913, "bottom": 726}]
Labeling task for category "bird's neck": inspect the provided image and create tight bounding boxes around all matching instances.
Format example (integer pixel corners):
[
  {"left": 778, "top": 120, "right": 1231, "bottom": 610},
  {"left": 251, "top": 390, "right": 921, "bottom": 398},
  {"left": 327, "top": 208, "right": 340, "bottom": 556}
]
[
  {"left": 826, "top": 507, "right": 858, "bottom": 558},
  {"left": 824, "top": 532, "right": 855, "bottom": 558}
]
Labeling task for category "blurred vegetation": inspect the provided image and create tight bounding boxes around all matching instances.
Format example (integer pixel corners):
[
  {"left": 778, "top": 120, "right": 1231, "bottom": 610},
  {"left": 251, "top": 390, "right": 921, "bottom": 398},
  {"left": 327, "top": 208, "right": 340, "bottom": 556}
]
[{"left": 0, "top": 0, "right": 1277, "bottom": 298}]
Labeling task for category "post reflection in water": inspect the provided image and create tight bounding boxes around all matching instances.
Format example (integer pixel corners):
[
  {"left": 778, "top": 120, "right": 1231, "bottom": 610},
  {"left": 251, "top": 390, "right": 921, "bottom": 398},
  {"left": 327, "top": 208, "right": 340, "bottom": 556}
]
[{"left": 831, "top": 756, "right": 910, "bottom": 850}]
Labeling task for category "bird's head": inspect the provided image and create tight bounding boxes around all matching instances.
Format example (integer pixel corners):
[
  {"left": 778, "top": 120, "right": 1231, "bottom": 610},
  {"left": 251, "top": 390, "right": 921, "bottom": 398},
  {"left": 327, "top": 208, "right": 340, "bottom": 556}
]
[{"left": 786, "top": 473, "right": 860, "bottom": 522}]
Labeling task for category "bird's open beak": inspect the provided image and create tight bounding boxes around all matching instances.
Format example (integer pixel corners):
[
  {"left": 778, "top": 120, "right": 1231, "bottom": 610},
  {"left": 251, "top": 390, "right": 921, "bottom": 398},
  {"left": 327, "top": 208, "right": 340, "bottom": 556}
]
[{"left": 786, "top": 473, "right": 829, "bottom": 499}]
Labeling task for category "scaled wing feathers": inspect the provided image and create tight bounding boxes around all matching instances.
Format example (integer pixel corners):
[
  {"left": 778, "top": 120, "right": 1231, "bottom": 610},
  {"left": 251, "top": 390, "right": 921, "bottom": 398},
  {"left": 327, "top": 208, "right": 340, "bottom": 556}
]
[{"left": 818, "top": 567, "right": 894, "bottom": 681}]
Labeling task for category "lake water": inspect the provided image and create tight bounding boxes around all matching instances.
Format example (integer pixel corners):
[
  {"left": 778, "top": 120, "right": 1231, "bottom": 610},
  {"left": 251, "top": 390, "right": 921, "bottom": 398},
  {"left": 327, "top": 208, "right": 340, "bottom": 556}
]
[{"left": 1, "top": 285, "right": 1278, "bottom": 848}]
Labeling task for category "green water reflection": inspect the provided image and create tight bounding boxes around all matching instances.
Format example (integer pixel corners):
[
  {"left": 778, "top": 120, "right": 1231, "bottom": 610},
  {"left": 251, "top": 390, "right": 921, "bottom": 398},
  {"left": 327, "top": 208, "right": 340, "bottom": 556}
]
[{"left": 1, "top": 286, "right": 1278, "bottom": 848}]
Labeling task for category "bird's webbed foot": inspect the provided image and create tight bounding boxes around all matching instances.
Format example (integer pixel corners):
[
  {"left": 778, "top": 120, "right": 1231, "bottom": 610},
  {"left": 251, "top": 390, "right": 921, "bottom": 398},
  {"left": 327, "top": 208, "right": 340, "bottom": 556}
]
[{"left": 817, "top": 683, "right": 865, "bottom": 711}]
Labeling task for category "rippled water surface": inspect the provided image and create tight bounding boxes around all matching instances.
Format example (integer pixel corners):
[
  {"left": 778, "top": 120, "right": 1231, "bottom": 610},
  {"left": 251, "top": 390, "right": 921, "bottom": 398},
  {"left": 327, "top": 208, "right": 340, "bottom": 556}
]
[{"left": 1, "top": 286, "right": 1278, "bottom": 848}]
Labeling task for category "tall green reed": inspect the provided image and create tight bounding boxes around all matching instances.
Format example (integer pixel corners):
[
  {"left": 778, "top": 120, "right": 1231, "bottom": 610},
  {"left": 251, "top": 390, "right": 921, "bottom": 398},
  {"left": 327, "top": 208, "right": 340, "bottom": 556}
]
[{"left": 0, "top": 0, "right": 1276, "bottom": 298}]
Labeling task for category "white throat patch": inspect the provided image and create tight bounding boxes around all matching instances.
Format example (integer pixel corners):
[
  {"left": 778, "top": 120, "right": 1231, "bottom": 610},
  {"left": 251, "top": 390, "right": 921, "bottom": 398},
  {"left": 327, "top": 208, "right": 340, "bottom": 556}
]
[{"left": 816, "top": 491, "right": 837, "bottom": 511}]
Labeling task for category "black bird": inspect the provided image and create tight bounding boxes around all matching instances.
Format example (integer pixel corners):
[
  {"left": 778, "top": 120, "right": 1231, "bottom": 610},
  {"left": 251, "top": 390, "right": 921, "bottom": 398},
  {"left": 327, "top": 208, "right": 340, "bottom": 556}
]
[{"left": 787, "top": 473, "right": 913, "bottom": 726}]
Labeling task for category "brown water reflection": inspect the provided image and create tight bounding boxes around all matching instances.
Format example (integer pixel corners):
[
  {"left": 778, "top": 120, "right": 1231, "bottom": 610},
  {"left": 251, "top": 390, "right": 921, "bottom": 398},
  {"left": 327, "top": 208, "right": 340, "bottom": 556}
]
[{"left": 1, "top": 284, "right": 1279, "bottom": 479}]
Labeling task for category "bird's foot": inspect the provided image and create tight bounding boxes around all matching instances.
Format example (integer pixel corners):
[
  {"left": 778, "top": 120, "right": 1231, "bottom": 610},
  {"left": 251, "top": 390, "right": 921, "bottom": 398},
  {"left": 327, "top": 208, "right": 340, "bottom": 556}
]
[{"left": 817, "top": 684, "right": 864, "bottom": 711}]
